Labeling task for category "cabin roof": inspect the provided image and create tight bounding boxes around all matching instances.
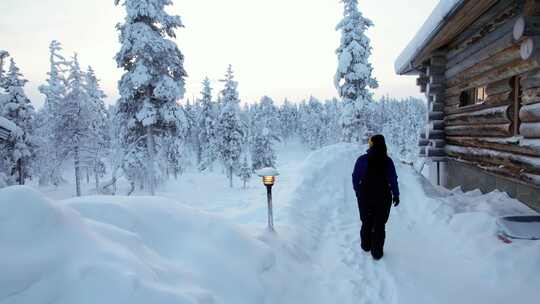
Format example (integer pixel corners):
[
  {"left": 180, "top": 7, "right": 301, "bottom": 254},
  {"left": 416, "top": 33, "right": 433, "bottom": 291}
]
[{"left": 395, "top": 0, "right": 498, "bottom": 75}]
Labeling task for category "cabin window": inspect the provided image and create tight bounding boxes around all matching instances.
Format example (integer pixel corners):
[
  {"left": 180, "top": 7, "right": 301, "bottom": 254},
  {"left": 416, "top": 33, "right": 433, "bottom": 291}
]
[{"left": 459, "top": 86, "right": 487, "bottom": 107}]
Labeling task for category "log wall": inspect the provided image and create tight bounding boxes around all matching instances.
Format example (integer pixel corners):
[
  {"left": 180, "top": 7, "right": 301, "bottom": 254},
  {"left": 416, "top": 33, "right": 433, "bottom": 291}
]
[{"left": 415, "top": 0, "right": 540, "bottom": 188}]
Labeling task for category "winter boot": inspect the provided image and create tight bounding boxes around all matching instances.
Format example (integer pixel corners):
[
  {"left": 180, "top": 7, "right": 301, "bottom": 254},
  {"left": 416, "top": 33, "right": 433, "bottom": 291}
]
[{"left": 371, "top": 248, "right": 383, "bottom": 260}]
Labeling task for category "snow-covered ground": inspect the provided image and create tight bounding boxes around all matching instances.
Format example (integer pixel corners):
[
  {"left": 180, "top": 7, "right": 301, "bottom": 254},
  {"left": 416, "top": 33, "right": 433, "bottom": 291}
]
[{"left": 2, "top": 142, "right": 539, "bottom": 304}]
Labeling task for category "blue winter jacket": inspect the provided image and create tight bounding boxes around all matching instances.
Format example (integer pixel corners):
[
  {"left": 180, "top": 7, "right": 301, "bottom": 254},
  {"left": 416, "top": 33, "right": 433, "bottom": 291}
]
[{"left": 352, "top": 149, "right": 399, "bottom": 198}]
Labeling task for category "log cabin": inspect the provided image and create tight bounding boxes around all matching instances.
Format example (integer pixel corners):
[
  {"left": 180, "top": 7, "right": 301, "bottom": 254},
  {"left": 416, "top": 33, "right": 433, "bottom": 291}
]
[{"left": 395, "top": 0, "right": 540, "bottom": 211}]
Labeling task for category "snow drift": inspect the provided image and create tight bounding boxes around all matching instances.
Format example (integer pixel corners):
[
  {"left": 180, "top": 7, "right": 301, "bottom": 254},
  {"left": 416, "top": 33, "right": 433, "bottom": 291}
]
[{"left": 0, "top": 186, "right": 275, "bottom": 304}]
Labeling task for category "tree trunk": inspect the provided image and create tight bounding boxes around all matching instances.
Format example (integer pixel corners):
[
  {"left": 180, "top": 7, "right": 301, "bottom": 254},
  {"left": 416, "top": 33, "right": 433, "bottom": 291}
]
[
  {"left": 74, "top": 146, "right": 81, "bottom": 197},
  {"left": 146, "top": 128, "right": 157, "bottom": 196},
  {"left": 229, "top": 166, "right": 233, "bottom": 188},
  {"left": 86, "top": 168, "right": 90, "bottom": 184},
  {"left": 94, "top": 167, "right": 100, "bottom": 193},
  {"left": 16, "top": 159, "right": 24, "bottom": 185}
]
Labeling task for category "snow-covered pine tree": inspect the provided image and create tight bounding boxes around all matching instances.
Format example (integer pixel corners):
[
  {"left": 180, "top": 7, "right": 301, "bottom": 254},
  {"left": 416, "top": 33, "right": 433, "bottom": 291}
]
[
  {"left": 217, "top": 65, "right": 243, "bottom": 188},
  {"left": 36, "top": 40, "right": 69, "bottom": 186},
  {"left": 278, "top": 99, "right": 298, "bottom": 143},
  {"left": 83, "top": 66, "right": 110, "bottom": 192},
  {"left": 251, "top": 96, "right": 279, "bottom": 170},
  {"left": 301, "top": 97, "right": 326, "bottom": 150},
  {"left": 0, "top": 50, "right": 9, "bottom": 92},
  {"left": 0, "top": 58, "right": 35, "bottom": 185},
  {"left": 335, "top": 0, "right": 378, "bottom": 143},
  {"left": 58, "top": 54, "right": 93, "bottom": 196},
  {"left": 197, "top": 77, "right": 218, "bottom": 171},
  {"left": 114, "top": 0, "right": 187, "bottom": 195},
  {"left": 237, "top": 155, "right": 252, "bottom": 189}
]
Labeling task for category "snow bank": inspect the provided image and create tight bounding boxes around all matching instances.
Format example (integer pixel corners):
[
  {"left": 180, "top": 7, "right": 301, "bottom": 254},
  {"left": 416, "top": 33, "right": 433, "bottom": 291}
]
[
  {"left": 395, "top": 0, "right": 463, "bottom": 74},
  {"left": 0, "top": 186, "right": 276, "bottom": 304}
]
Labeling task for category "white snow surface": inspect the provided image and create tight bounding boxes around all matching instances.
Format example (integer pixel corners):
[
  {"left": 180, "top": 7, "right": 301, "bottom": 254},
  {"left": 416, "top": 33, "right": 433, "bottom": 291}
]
[
  {"left": 3, "top": 143, "right": 540, "bottom": 303},
  {"left": 395, "top": 0, "right": 462, "bottom": 74},
  {"left": 255, "top": 167, "right": 280, "bottom": 177}
]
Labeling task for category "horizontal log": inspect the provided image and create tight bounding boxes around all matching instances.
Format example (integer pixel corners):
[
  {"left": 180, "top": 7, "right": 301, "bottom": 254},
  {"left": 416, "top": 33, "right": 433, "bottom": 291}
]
[
  {"left": 431, "top": 102, "right": 444, "bottom": 112},
  {"left": 419, "top": 139, "right": 430, "bottom": 147},
  {"left": 446, "top": 123, "right": 512, "bottom": 137},
  {"left": 430, "top": 74, "right": 446, "bottom": 84},
  {"left": 447, "top": 17, "right": 515, "bottom": 70},
  {"left": 520, "top": 122, "right": 540, "bottom": 138},
  {"left": 432, "top": 120, "right": 445, "bottom": 130},
  {"left": 428, "top": 130, "right": 445, "bottom": 140},
  {"left": 447, "top": 0, "right": 517, "bottom": 55},
  {"left": 521, "top": 87, "right": 540, "bottom": 104},
  {"left": 447, "top": 136, "right": 540, "bottom": 157},
  {"left": 419, "top": 148, "right": 426, "bottom": 157},
  {"left": 427, "top": 65, "right": 446, "bottom": 76},
  {"left": 446, "top": 144, "right": 540, "bottom": 175},
  {"left": 427, "top": 147, "right": 446, "bottom": 157},
  {"left": 432, "top": 139, "right": 446, "bottom": 148},
  {"left": 513, "top": 15, "right": 540, "bottom": 40},
  {"left": 446, "top": 58, "right": 539, "bottom": 97},
  {"left": 447, "top": 42, "right": 520, "bottom": 85},
  {"left": 429, "top": 111, "right": 444, "bottom": 121},
  {"left": 520, "top": 69, "right": 540, "bottom": 90},
  {"left": 417, "top": 76, "right": 428, "bottom": 86},
  {"left": 446, "top": 95, "right": 460, "bottom": 106},
  {"left": 520, "top": 102, "right": 540, "bottom": 122},
  {"left": 486, "top": 78, "right": 513, "bottom": 96},
  {"left": 445, "top": 105, "right": 511, "bottom": 126}
]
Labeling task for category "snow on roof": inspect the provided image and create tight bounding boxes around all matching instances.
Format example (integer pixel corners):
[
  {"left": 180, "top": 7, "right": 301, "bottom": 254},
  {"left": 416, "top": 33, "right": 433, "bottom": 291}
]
[
  {"left": 256, "top": 167, "right": 280, "bottom": 177},
  {"left": 0, "top": 116, "right": 22, "bottom": 137},
  {"left": 395, "top": 0, "right": 464, "bottom": 75}
]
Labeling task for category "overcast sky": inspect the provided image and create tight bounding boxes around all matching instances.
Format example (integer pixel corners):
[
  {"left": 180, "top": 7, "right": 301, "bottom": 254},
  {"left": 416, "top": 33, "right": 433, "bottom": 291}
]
[{"left": 0, "top": 0, "right": 437, "bottom": 107}]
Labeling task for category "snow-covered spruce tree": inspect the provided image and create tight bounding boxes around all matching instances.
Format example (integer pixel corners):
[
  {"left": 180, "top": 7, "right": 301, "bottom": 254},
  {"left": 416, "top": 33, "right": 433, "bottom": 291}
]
[
  {"left": 301, "top": 97, "right": 327, "bottom": 150},
  {"left": 183, "top": 99, "right": 199, "bottom": 165},
  {"left": 114, "top": 0, "right": 187, "bottom": 195},
  {"left": 84, "top": 66, "right": 111, "bottom": 191},
  {"left": 197, "top": 77, "right": 218, "bottom": 171},
  {"left": 250, "top": 96, "right": 279, "bottom": 170},
  {"left": 57, "top": 55, "right": 93, "bottom": 197},
  {"left": 0, "top": 58, "right": 35, "bottom": 185},
  {"left": 278, "top": 99, "right": 298, "bottom": 143},
  {"left": 0, "top": 50, "right": 9, "bottom": 92},
  {"left": 36, "top": 40, "right": 69, "bottom": 186},
  {"left": 217, "top": 65, "right": 243, "bottom": 188},
  {"left": 237, "top": 155, "right": 252, "bottom": 189},
  {"left": 335, "top": 0, "right": 378, "bottom": 143}
]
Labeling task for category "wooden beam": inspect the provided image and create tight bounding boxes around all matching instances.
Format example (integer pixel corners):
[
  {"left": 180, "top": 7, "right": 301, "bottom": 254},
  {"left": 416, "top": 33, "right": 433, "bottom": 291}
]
[
  {"left": 447, "top": 43, "right": 520, "bottom": 87},
  {"left": 520, "top": 122, "right": 540, "bottom": 137},
  {"left": 446, "top": 123, "right": 512, "bottom": 137},
  {"left": 445, "top": 105, "right": 511, "bottom": 126},
  {"left": 447, "top": 136, "right": 540, "bottom": 157},
  {"left": 446, "top": 58, "right": 539, "bottom": 97},
  {"left": 520, "top": 102, "right": 540, "bottom": 122}
]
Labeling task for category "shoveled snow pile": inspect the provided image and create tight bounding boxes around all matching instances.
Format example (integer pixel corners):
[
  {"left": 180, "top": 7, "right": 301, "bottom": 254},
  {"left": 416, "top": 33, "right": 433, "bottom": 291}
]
[{"left": 0, "top": 186, "right": 275, "bottom": 304}]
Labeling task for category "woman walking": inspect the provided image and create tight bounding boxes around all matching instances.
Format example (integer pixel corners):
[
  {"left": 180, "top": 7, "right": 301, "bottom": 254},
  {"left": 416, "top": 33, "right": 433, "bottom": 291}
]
[{"left": 352, "top": 135, "right": 400, "bottom": 260}]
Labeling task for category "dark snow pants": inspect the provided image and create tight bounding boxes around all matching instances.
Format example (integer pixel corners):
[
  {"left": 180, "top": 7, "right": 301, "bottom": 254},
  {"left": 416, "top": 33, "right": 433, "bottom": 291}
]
[{"left": 356, "top": 195, "right": 392, "bottom": 256}]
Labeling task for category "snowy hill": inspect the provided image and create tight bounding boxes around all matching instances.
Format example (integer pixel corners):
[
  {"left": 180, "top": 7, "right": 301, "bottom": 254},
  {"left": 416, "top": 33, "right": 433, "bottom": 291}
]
[{"left": 1, "top": 143, "right": 539, "bottom": 304}]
